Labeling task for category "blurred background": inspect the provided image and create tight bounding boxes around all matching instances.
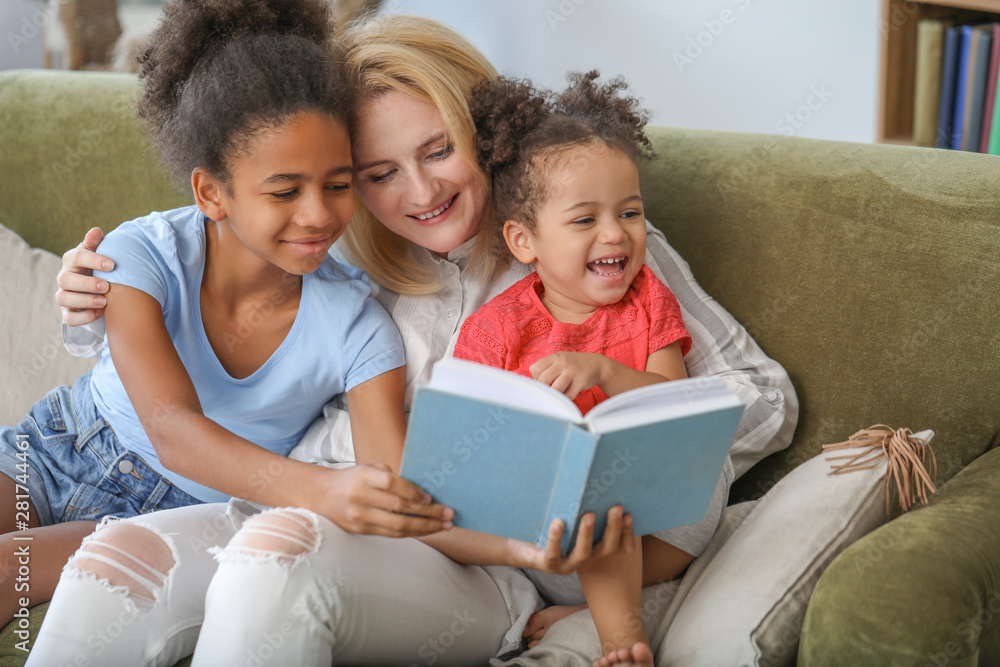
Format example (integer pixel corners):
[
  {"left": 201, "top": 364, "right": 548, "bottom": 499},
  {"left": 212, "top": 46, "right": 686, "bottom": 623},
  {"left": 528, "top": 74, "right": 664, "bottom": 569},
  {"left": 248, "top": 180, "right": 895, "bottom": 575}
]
[{"left": 0, "top": 0, "right": 882, "bottom": 143}]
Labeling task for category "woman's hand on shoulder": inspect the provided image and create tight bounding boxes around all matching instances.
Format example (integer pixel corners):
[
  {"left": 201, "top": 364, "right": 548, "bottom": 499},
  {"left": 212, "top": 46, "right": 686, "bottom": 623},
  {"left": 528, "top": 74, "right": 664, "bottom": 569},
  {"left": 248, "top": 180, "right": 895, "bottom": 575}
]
[
  {"left": 57, "top": 226, "right": 114, "bottom": 326},
  {"left": 509, "top": 505, "right": 635, "bottom": 576},
  {"left": 318, "top": 463, "right": 454, "bottom": 538}
]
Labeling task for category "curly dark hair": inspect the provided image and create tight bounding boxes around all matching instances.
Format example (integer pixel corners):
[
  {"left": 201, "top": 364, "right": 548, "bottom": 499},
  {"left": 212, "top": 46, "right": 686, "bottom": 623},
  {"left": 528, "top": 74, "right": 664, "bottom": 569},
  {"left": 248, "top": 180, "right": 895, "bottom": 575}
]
[
  {"left": 136, "top": 0, "right": 348, "bottom": 191},
  {"left": 470, "top": 70, "right": 654, "bottom": 236}
]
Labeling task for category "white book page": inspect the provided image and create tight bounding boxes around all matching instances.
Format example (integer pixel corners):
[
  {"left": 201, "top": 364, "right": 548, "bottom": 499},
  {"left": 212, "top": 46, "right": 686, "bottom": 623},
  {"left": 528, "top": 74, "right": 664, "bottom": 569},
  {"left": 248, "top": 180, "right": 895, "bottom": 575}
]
[
  {"left": 587, "top": 394, "right": 744, "bottom": 434},
  {"left": 584, "top": 376, "right": 741, "bottom": 431},
  {"left": 429, "top": 357, "right": 583, "bottom": 422}
]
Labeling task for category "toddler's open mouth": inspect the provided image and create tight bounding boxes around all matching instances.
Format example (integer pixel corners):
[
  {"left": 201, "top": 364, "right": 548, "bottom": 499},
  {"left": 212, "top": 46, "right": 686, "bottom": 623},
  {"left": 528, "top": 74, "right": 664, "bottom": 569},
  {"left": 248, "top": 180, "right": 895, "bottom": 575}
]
[{"left": 587, "top": 256, "right": 628, "bottom": 276}]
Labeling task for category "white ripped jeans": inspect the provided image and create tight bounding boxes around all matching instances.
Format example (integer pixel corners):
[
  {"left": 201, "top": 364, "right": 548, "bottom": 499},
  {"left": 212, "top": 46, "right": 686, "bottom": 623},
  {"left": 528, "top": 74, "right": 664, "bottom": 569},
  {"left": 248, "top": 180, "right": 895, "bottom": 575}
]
[{"left": 26, "top": 501, "right": 515, "bottom": 666}]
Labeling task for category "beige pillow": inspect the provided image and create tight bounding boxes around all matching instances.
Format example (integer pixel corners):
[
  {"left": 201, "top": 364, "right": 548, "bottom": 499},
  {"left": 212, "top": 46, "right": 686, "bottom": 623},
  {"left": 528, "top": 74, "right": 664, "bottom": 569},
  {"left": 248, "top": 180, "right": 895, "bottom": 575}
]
[
  {"left": 657, "top": 430, "right": 933, "bottom": 666},
  {"left": 0, "top": 224, "right": 96, "bottom": 427}
]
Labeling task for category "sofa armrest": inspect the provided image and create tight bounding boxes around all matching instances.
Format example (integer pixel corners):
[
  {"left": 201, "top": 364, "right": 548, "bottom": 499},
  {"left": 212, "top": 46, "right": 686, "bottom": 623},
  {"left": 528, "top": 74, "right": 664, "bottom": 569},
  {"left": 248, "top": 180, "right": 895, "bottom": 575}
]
[{"left": 799, "top": 446, "right": 1000, "bottom": 665}]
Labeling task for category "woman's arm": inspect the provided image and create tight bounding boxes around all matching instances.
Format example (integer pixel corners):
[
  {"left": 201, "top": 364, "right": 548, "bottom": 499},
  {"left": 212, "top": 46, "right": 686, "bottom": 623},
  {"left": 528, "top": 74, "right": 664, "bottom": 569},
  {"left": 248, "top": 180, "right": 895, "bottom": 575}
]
[
  {"left": 105, "top": 284, "right": 449, "bottom": 537},
  {"left": 344, "top": 366, "right": 407, "bottom": 473}
]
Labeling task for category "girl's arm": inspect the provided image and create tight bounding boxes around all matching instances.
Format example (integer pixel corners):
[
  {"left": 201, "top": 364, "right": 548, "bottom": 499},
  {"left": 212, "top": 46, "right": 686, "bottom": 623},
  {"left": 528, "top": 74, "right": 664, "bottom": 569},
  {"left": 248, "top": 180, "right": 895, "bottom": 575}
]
[
  {"left": 105, "top": 284, "right": 448, "bottom": 537},
  {"left": 418, "top": 505, "right": 636, "bottom": 574},
  {"left": 530, "top": 340, "right": 687, "bottom": 400},
  {"left": 344, "top": 366, "right": 407, "bottom": 473}
]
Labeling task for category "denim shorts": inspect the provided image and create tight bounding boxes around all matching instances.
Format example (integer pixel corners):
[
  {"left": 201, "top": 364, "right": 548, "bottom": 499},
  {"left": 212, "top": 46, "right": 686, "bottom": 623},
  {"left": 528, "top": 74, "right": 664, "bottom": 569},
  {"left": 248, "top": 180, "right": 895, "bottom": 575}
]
[{"left": 0, "top": 372, "right": 203, "bottom": 526}]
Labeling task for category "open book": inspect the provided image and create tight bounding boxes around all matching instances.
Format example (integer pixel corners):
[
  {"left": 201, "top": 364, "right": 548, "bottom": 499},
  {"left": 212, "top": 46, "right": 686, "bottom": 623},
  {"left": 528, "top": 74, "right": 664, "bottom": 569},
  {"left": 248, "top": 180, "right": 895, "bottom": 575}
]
[{"left": 400, "top": 357, "right": 746, "bottom": 554}]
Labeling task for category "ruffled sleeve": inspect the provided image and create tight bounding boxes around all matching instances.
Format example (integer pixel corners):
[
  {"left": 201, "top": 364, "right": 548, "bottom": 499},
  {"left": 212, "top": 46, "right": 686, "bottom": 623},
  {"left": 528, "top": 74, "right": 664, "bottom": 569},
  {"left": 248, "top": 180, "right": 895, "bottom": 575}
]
[{"left": 640, "top": 265, "right": 693, "bottom": 356}]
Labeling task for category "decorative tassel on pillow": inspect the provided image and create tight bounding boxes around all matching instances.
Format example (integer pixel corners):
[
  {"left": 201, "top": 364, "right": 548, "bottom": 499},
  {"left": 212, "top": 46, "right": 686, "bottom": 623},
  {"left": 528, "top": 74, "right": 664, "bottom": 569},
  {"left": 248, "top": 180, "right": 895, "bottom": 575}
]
[{"left": 822, "top": 425, "right": 937, "bottom": 514}]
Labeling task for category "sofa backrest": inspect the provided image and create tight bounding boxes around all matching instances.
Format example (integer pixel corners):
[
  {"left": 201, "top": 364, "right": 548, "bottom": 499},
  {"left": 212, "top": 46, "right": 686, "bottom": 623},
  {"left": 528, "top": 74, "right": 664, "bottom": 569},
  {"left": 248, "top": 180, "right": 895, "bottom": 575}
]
[
  {"left": 2, "top": 69, "right": 997, "bottom": 501},
  {"left": 638, "top": 127, "right": 1000, "bottom": 501},
  {"left": 0, "top": 69, "right": 188, "bottom": 254}
]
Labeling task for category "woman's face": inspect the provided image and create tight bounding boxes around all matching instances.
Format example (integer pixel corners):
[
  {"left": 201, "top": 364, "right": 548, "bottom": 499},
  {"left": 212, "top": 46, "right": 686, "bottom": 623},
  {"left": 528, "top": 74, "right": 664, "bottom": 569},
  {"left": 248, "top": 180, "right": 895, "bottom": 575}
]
[{"left": 351, "top": 90, "right": 489, "bottom": 255}]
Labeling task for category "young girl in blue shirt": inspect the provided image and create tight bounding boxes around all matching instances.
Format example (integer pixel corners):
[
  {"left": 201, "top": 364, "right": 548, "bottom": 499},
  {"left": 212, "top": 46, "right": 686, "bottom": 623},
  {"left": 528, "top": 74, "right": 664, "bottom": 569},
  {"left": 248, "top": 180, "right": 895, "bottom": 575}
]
[{"left": 0, "top": 0, "right": 451, "bottom": 626}]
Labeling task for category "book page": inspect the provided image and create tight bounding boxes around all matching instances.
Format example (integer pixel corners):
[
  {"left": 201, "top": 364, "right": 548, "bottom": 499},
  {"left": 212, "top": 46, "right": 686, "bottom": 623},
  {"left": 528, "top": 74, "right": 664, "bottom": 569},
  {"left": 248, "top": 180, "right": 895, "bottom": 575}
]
[
  {"left": 429, "top": 357, "right": 583, "bottom": 422},
  {"left": 584, "top": 376, "right": 743, "bottom": 432}
]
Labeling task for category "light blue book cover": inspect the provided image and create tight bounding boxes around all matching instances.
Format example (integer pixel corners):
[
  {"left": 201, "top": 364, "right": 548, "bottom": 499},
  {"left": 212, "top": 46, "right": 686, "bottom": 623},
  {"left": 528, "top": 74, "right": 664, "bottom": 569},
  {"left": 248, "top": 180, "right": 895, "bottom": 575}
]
[{"left": 400, "top": 358, "right": 745, "bottom": 554}]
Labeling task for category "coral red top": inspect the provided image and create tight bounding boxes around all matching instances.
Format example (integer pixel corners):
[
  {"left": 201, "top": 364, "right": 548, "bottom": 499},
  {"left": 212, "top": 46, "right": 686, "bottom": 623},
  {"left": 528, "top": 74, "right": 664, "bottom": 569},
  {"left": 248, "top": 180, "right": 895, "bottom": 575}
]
[{"left": 453, "top": 265, "right": 691, "bottom": 415}]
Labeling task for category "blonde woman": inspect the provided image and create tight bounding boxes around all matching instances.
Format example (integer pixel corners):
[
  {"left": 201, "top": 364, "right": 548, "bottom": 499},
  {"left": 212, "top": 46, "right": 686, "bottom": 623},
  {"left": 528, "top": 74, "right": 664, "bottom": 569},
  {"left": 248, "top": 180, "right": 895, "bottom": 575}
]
[{"left": 41, "top": 14, "right": 796, "bottom": 666}]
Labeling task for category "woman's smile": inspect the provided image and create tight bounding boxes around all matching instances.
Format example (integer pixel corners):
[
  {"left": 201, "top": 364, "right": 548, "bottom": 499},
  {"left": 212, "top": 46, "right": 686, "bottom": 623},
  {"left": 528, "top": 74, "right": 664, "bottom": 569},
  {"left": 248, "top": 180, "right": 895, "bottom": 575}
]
[{"left": 409, "top": 194, "right": 458, "bottom": 224}]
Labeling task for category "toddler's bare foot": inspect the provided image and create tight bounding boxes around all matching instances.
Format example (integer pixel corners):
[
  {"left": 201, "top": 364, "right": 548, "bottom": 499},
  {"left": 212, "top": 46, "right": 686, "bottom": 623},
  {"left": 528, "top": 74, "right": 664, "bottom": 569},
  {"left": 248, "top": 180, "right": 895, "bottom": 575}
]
[
  {"left": 522, "top": 603, "right": 587, "bottom": 648},
  {"left": 593, "top": 642, "right": 654, "bottom": 667}
]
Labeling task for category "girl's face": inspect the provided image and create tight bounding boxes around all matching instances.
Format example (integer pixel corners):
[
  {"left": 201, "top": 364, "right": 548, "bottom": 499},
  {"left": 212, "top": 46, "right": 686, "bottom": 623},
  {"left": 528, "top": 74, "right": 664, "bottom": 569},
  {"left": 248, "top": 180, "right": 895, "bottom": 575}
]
[
  {"left": 210, "top": 112, "right": 354, "bottom": 276},
  {"left": 351, "top": 90, "right": 489, "bottom": 255},
  {"left": 505, "top": 143, "right": 646, "bottom": 323}
]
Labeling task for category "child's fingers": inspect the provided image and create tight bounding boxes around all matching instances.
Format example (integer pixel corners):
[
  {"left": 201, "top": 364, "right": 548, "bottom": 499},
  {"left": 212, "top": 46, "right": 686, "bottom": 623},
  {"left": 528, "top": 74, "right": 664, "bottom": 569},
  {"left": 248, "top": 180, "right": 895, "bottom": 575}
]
[
  {"left": 522, "top": 613, "right": 545, "bottom": 637},
  {"left": 368, "top": 464, "right": 429, "bottom": 502},
  {"left": 359, "top": 465, "right": 454, "bottom": 519},
  {"left": 620, "top": 513, "right": 636, "bottom": 552},
  {"left": 548, "top": 373, "right": 574, "bottom": 396},
  {"left": 354, "top": 506, "right": 452, "bottom": 537},
  {"left": 528, "top": 356, "right": 553, "bottom": 379},
  {"left": 542, "top": 518, "right": 566, "bottom": 564},
  {"left": 564, "top": 512, "right": 595, "bottom": 564},
  {"left": 594, "top": 505, "right": 624, "bottom": 557}
]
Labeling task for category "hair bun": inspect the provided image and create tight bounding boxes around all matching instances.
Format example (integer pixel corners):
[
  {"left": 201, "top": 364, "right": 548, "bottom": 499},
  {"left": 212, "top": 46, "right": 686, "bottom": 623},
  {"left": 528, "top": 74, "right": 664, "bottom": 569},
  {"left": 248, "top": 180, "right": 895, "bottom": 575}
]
[
  {"left": 138, "top": 0, "right": 333, "bottom": 125},
  {"left": 469, "top": 76, "right": 551, "bottom": 176},
  {"left": 555, "top": 70, "right": 654, "bottom": 160}
]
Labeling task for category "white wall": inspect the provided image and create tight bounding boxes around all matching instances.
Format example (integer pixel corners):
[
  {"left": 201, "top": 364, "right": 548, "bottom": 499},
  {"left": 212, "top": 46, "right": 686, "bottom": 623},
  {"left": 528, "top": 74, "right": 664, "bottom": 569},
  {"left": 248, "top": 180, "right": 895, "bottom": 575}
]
[
  {"left": 1, "top": 0, "right": 48, "bottom": 70},
  {"left": 385, "top": 0, "right": 882, "bottom": 143},
  {"left": 4, "top": 0, "right": 884, "bottom": 142}
]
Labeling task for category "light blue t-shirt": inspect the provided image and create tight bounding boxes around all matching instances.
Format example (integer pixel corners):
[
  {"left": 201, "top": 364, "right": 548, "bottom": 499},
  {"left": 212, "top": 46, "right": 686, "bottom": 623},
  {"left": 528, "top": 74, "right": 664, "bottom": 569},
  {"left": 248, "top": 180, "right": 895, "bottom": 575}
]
[{"left": 91, "top": 205, "right": 405, "bottom": 503}]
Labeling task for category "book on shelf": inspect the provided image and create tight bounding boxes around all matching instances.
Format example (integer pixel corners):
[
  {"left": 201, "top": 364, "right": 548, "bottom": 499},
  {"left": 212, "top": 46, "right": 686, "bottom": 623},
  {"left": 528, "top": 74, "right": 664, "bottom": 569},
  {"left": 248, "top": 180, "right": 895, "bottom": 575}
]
[
  {"left": 914, "top": 18, "right": 948, "bottom": 148},
  {"left": 961, "top": 25, "right": 993, "bottom": 151},
  {"left": 978, "top": 24, "right": 1000, "bottom": 152},
  {"left": 399, "top": 357, "right": 745, "bottom": 555},
  {"left": 988, "top": 73, "right": 1000, "bottom": 154},
  {"left": 937, "top": 25, "right": 963, "bottom": 149},
  {"left": 951, "top": 24, "right": 974, "bottom": 150}
]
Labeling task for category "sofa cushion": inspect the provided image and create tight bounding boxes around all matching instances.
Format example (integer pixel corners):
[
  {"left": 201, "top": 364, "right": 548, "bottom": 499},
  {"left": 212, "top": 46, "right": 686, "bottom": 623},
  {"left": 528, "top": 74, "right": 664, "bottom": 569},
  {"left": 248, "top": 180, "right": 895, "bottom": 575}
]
[
  {"left": 800, "top": 445, "right": 1000, "bottom": 666},
  {"left": 0, "top": 70, "right": 188, "bottom": 256},
  {"left": 657, "top": 432, "right": 932, "bottom": 666},
  {"left": 0, "top": 223, "right": 97, "bottom": 427},
  {"left": 638, "top": 128, "right": 1000, "bottom": 500}
]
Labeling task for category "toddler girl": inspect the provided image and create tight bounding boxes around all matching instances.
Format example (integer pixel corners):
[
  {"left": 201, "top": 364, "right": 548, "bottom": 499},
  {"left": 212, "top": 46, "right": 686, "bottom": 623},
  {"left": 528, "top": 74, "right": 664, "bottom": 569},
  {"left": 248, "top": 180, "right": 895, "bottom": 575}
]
[{"left": 454, "top": 72, "right": 715, "bottom": 667}]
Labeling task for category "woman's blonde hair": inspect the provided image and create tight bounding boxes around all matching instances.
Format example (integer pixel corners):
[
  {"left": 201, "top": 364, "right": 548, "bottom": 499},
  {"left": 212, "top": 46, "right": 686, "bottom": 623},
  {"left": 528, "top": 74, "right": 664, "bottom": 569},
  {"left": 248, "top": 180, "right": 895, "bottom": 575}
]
[{"left": 338, "top": 14, "right": 504, "bottom": 295}]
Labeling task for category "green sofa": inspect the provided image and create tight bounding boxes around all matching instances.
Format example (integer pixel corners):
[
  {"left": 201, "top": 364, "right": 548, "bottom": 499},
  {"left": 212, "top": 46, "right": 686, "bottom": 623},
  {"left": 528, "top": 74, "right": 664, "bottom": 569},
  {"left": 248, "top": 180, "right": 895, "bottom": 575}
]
[{"left": 1, "top": 68, "right": 999, "bottom": 665}]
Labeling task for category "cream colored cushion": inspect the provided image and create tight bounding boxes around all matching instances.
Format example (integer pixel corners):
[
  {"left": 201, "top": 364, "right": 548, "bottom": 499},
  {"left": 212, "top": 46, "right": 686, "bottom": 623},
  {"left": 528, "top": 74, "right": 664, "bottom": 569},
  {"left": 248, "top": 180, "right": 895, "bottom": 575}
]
[
  {"left": 658, "top": 430, "right": 933, "bottom": 666},
  {"left": 0, "top": 223, "right": 96, "bottom": 426}
]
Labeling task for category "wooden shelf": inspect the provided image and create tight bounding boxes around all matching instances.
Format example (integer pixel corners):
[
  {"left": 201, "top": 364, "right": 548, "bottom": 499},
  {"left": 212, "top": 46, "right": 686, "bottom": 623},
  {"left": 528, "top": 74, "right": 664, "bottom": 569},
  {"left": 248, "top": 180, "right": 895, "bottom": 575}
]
[{"left": 878, "top": 0, "right": 1000, "bottom": 143}]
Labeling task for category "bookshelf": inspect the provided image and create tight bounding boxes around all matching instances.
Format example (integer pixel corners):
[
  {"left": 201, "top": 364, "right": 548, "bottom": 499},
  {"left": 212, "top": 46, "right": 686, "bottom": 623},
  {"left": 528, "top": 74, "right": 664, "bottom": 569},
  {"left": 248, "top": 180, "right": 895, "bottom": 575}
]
[{"left": 879, "top": 0, "right": 1000, "bottom": 144}]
